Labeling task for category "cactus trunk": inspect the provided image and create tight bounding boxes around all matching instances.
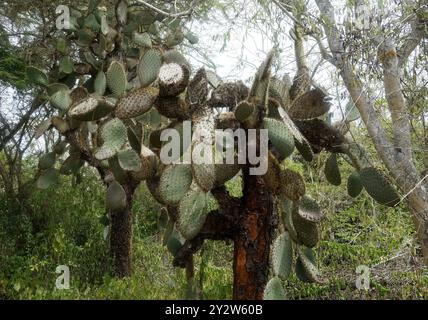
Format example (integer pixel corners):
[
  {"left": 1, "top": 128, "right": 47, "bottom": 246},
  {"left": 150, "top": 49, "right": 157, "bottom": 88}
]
[
  {"left": 233, "top": 170, "right": 275, "bottom": 300},
  {"left": 110, "top": 184, "right": 136, "bottom": 277}
]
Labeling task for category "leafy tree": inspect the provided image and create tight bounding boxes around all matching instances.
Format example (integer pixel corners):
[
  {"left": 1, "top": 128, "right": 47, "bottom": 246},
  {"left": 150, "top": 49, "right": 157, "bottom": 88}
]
[{"left": 281, "top": 0, "right": 428, "bottom": 267}]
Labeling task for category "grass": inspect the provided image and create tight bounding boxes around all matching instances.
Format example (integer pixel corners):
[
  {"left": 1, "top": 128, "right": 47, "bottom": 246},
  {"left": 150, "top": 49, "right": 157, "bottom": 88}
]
[{"left": 1, "top": 158, "right": 427, "bottom": 300}]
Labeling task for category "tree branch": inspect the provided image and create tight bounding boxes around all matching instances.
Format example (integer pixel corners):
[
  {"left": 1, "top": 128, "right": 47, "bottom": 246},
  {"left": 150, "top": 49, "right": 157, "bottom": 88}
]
[
  {"left": 135, "top": 0, "right": 199, "bottom": 18},
  {"left": 0, "top": 94, "right": 44, "bottom": 151},
  {"left": 397, "top": 11, "right": 427, "bottom": 67},
  {"left": 315, "top": 0, "right": 398, "bottom": 169},
  {"left": 211, "top": 185, "right": 242, "bottom": 211},
  {"left": 381, "top": 39, "right": 413, "bottom": 160},
  {"left": 173, "top": 209, "right": 238, "bottom": 268},
  {"left": 64, "top": 130, "right": 107, "bottom": 181}
]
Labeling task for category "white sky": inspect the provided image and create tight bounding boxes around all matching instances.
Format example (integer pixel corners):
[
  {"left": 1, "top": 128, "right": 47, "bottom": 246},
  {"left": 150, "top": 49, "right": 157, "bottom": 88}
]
[{"left": 182, "top": 0, "right": 405, "bottom": 123}]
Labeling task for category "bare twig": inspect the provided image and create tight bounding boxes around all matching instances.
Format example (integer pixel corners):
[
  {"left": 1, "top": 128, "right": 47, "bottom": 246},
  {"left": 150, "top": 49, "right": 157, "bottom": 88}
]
[{"left": 135, "top": 0, "right": 199, "bottom": 18}]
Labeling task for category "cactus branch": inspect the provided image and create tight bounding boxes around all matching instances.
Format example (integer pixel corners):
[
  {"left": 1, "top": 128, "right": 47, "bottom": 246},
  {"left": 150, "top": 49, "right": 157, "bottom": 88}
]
[
  {"left": 64, "top": 130, "right": 108, "bottom": 181},
  {"left": 173, "top": 209, "right": 239, "bottom": 268}
]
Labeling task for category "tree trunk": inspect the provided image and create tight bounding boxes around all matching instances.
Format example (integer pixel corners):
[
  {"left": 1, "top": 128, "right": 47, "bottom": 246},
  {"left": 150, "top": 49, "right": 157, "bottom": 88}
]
[
  {"left": 233, "top": 169, "right": 275, "bottom": 300},
  {"left": 110, "top": 184, "right": 136, "bottom": 277},
  {"left": 408, "top": 189, "right": 428, "bottom": 267}
]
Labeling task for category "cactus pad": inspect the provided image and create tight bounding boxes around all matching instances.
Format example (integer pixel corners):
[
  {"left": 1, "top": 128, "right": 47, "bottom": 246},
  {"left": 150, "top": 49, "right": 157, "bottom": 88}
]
[
  {"left": 163, "top": 50, "right": 190, "bottom": 70},
  {"left": 267, "top": 98, "right": 282, "bottom": 120},
  {"left": 263, "top": 152, "right": 282, "bottom": 194},
  {"left": 115, "top": 86, "right": 159, "bottom": 119},
  {"left": 263, "top": 276, "right": 286, "bottom": 300},
  {"left": 102, "top": 118, "right": 127, "bottom": 151},
  {"left": 298, "top": 195, "right": 325, "bottom": 223},
  {"left": 107, "top": 60, "right": 127, "bottom": 97},
  {"left": 108, "top": 156, "right": 127, "bottom": 184},
  {"left": 279, "top": 196, "right": 300, "bottom": 244},
  {"left": 133, "top": 32, "right": 151, "bottom": 48},
  {"left": 359, "top": 167, "right": 400, "bottom": 207},
  {"left": 106, "top": 181, "right": 127, "bottom": 212},
  {"left": 166, "top": 229, "right": 184, "bottom": 256},
  {"left": 95, "top": 119, "right": 127, "bottom": 160},
  {"left": 289, "top": 88, "right": 331, "bottom": 120},
  {"left": 137, "top": 48, "right": 162, "bottom": 87},
  {"left": 269, "top": 77, "right": 289, "bottom": 106},
  {"left": 280, "top": 169, "right": 306, "bottom": 202},
  {"left": 70, "top": 87, "right": 89, "bottom": 104},
  {"left": 292, "top": 202, "right": 320, "bottom": 248},
  {"left": 51, "top": 117, "right": 70, "bottom": 134},
  {"left": 59, "top": 56, "right": 74, "bottom": 74},
  {"left": 214, "top": 162, "right": 241, "bottom": 187},
  {"left": 347, "top": 171, "right": 363, "bottom": 198},
  {"left": 146, "top": 177, "right": 167, "bottom": 205},
  {"left": 192, "top": 160, "right": 216, "bottom": 192},
  {"left": 186, "top": 68, "right": 209, "bottom": 116},
  {"left": 60, "top": 153, "right": 83, "bottom": 175},
  {"left": 295, "top": 137, "right": 314, "bottom": 162},
  {"left": 158, "top": 63, "right": 190, "bottom": 97},
  {"left": 50, "top": 90, "right": 72, "bottom": 111},
  {"left": 178, "top": 187, "right": 210, "bottom": 240},
  {"left": 54, "top": 141, "right": 68, "bottom": 155},
  {"left": 131, "top": 145, "right": 158, "bottom": 181},
  {"left": 324, "top": 153, "right": 341, "bottom": 186},
  {"left": 95, "top": 146, "right": 117, "bottom": 161},
  {"left": 117, "top": 149, "right": 142, "bottom": 172},
  {"left": 47, "top": 83, "right": 69, "bottom": 96},
  {"left": 69, "top": 96, "right": 114, "bottom": 121},
  {"left": 234, "top": 101, "right": 255, "bottom": 122},
  {"left": 272, "top": 232, "right": 293, "bottom": 280},
  {"left": 264, "top": 118, "right": 295, "bottom": 159},
  {"left": 295, "top": 246, "right": 323, "bottom": 284},
  {"left": 94, "top": 71, "right": 107, "bottom": 96},
  {"left": 159, "top": 164, "right": 193, "bottom": 205},
  {"left": 155, "top": 96, "right": 188, "bottom": 119}
]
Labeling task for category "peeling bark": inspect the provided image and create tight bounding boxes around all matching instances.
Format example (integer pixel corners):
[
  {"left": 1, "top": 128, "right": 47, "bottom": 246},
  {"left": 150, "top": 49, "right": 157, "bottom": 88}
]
[{"left": 233, "top": 169, "right": 275, "bottom": 300}]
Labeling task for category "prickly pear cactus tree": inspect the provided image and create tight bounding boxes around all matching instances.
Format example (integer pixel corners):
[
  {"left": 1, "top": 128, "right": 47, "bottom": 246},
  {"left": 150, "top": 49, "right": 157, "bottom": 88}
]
[
  {"left": 29, "top": 0, "right": 201, "bottom": 277},
  {"left": 29, "top": 1, "right": 401, "bottom": 298}
]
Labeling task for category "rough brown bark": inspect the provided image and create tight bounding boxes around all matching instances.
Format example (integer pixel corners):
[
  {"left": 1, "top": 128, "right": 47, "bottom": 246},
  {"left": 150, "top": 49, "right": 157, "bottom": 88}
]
[
  {"left": 110, "top": 184, "right": 136, "bottom": 277},
  {"left": 233, "top": 169, "right": 275, "bottom": 300}
]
